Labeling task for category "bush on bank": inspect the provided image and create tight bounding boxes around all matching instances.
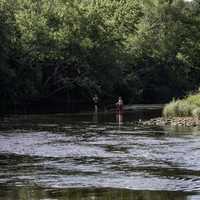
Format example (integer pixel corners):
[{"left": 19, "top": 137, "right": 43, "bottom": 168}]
[
  {"left": 163, "top": 92, "right": 200, "bottom": 118},
  {"left": 192, "top": 107, "right": 200, "bottom": 119},
  {"left": 186, "top": 94, "right": 200, "bottom": 107}
]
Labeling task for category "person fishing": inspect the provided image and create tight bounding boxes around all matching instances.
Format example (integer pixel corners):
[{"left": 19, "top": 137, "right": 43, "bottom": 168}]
[
  {"left": 92, "top": 94, "right": 99, "bottom": 113},
  {"left": 116, "top": 96, "right": 124, "bottom": 126},
  {"left": 116, "top": 96, "right": 124, "bottom": 114}
]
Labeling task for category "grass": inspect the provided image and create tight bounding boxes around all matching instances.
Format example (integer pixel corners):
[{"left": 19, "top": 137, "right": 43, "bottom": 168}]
[
  {"left": 185, "top": 94, "right": 200, "bottom": 107},
  {"left": 192, "top": 107, "right": 200, "bottom": 119},
  {"left": 163, "top": 99, "right": 197, "bottom": 117},
  {"left": 163, "top": 91, "right": 200, "bottom": 117}
]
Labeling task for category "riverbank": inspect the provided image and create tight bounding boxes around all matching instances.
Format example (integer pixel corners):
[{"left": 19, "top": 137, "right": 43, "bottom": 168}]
[{"left": 141, "top": 117, "right": 200, "bottom": 127}]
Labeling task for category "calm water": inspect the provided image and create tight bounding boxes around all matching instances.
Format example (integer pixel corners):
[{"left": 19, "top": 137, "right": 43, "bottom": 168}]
[{"left": 0, "top": 106, "right": 200, "bottom": 199}]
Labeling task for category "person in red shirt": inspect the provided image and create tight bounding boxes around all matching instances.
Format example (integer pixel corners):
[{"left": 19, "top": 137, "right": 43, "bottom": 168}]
[{"left": 116, "top": 96, "right": 123, "bottom": 114}]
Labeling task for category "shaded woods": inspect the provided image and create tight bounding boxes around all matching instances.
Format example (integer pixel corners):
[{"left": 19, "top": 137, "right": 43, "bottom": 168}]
[{"left": 1, "top": 0, "right": 200, "bottom": 113}]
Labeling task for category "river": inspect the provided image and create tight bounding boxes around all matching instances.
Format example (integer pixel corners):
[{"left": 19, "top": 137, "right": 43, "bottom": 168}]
[{"left": 0, "top": 106, "right": 200, "bottom": 199}]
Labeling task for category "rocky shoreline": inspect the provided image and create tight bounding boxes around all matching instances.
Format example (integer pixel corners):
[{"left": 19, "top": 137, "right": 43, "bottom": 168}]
[{"left": 141, "top": 117, "right": 200, "bottom": 127}]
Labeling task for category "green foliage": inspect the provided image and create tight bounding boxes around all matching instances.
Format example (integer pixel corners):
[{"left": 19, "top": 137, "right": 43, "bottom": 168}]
[
  {"left": 127, "top": 0, "right": 200, "bottom": 102},
  {"left": 186, "top": 94, "right": 200, "bottom": 107},
  {"left": 10, "top": 0, "right": 142, "bottom": 99},
  {"left": 163, "top": 91, "right": 200, "bottom": 117},
  {"left": 0, "top": 0, "right": 17, "bottom": 111},
  {"left": 1, "top": 0, "right": 200, "bottom": 112},
  {"left": 163, "top": 99, "right": 197, "bottom": 117},
  {"left": 192, "top": 107, "right": 200, "bottom": 118},
  {"left": 163, "top": 100, "right": 177, "bottom": 117}
]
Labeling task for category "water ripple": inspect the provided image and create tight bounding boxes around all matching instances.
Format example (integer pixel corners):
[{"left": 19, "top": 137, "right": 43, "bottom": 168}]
[{"left": 0, "top": 113, "right": 200, "bottom": 193}]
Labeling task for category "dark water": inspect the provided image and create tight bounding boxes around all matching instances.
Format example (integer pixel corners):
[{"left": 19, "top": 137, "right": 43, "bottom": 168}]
[{"left": 0, "top": 106, "right": 200, "bottom": 199}]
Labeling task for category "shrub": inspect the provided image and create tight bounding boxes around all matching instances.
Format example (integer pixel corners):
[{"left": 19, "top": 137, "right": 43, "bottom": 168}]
[
  {"left": 186, "top": 94, "right": 200, "bottom": 107},
  {"left": 163, "top": 100, "right": 177, "bottom": 117},
  {"left": 192, "top": 107, "right": 200, "bottom": 119},
  {"left": 163, "top": 100, "right": 197, "bottom": 117}
]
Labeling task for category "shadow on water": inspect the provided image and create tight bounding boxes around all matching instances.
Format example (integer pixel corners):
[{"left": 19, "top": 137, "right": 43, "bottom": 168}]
[
  {"left": 0, "top": 186, "right": 198, "bottom": 200},
  {"left": 0, "top": 105, "right": 200, "bottom": 199}
]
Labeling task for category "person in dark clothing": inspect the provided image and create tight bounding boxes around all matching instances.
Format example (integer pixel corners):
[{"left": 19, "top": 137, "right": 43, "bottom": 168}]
[
  {"left": 93, "top": 94, "right": 99, "bottom": 113},
  {"left": 116, "top": 96, "right": 124, "bottom": 126}
]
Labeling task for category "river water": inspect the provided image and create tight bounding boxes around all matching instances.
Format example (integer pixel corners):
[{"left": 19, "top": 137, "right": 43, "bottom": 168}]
[{"left": 0, "top": 106, "right": 200, "bottom": 199}]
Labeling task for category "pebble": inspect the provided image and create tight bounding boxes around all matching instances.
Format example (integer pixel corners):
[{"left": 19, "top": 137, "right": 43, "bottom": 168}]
[{"left": 140, "top": 117, "right": 200, "bottom": 127}]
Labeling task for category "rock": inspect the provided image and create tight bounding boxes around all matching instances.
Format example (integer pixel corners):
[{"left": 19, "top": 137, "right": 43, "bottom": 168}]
[{"left": 140, "top": 117, "right": 200, "bottom": 127}]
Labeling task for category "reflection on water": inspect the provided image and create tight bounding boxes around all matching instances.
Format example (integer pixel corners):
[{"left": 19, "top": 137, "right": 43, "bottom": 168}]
[
  {"left": 116, "top": 113, "right": 123, "bottom": 127},
  {"left": 0, "top": 107, "right": 200, "bottom": 199},
  {"left": 93, "top": 111, "right": 98, "bottom": 124}
]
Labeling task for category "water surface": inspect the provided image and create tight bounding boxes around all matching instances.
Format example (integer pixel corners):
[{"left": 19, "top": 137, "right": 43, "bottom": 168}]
[{"left": 0, "top": 106, "right": 200, "bottom": 199}]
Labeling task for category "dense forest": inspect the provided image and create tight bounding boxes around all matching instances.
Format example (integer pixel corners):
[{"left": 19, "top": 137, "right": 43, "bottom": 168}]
[{"left": 1, "top": 0, "right": 200, "bottom": 113}]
